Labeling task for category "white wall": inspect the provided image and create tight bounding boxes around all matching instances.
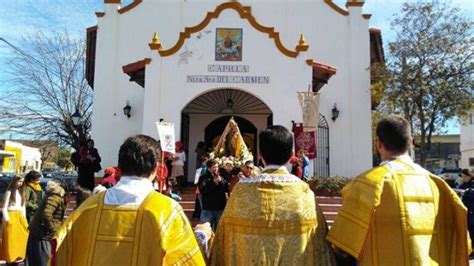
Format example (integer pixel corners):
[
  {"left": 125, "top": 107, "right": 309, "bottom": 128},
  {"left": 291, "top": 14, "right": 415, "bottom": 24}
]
[
  {"left": 21, "top": 145, "right": 42, "bottom": 171},
  {"left": 91, "top": 0, "right": 372, "bottom": 177},
  {"left": 460, "top": 110, "right": 474, "bottom": 170},
  {"left": 5, "top": 141, "right": 42, "bottom": 171}
]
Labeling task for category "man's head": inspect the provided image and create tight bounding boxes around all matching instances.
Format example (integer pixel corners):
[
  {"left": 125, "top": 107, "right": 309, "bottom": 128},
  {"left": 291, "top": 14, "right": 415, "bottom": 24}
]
[
  {"left": 206, "top": 159, "right": 219, "bottom": 175},
  {"left": 118, "top": 135, "right": 161, "bottom": 178},
  {"left": 461, "top": 169, "right": 472, "bottom": 183},
  {"left": 242, "top": 160, "right": 254, "bottom": 177},
  {"left": 87, "top": 139, "right": 95, "bottom": 149},
  {"left": 259, "top": 125, "right": 293, "bottom": 166},
  {"left": 376, "top": 116, "right": 412, "bottom": 159}
]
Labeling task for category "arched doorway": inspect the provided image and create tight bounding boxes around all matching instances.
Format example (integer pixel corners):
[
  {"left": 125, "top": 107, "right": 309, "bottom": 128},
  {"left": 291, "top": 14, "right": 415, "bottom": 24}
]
[{"left": 181, "top": 88, "right": 272, "bottom": 183}]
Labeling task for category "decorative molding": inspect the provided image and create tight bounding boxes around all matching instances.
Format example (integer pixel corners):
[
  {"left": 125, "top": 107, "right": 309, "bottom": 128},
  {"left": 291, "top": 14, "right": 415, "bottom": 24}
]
[
  {"left": 323, "top": 0, "right": 348, "bottom": 16},
  {"left": 346, "top": 2, "right": 365, "bottom": 8},
  {"left": 95, "top": 12, "right": 105, "bottom": 18},
  {"left": 149, "top": 1, "right": 309, "bottom": 58},
  {"left": 362, "top": 14, "right": 372, "bottom": 20},
  {"left": 122, "top": 58, "right": 152, "bottom": 74},
  {"left": 104, "top": 0, "right": 121, "bottom": 4},
  {"left": 306, "top": 59, "right": 337, "bottom": 75},
  {"left": 86, "top": 25, "right": 98, "bottom": 32},
  {"left": 118, "top": 0, "right": 142, "bottom": 14}
]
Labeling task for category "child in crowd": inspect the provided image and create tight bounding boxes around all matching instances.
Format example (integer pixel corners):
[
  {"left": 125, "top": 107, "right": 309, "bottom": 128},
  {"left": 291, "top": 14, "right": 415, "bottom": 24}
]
[
  {"left": 1, "top": 175, "right": 28, "bottom": 264},
  {"left": 100, "top": 167, "right": 121, "bottom": 188},
  {"left": 170, "top": 141, "right": 186, "bottom": 192},
  {"left": 24, "top": 170, "right": 43, "bottom": 223}
]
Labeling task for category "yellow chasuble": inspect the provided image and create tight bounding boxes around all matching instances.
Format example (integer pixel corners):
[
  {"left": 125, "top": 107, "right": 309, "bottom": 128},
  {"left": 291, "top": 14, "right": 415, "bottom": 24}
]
[
  {"left": 52, "top": 191, "right": 205, "bottom": 266},
  {"left": 210, "top": 167, "right": 335, "bottom": 266},
  {"left": 327, "top": 158, "right": 470, "bottom": 266}
]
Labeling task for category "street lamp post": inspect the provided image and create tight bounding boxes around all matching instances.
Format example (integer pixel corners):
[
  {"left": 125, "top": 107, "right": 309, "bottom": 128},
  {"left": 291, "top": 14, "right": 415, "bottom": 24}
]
[
  {"left": 71, "top": 109, "right": 85, "bottom": 151},
  {"left": 71, "top": 109, "right": 81, "bottom": 127}
]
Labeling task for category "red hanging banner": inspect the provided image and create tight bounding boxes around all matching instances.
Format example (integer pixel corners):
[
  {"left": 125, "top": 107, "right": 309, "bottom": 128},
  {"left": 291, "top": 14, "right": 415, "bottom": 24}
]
[{"left": 292, "top": 123, "right": 317, "bottom": 159}]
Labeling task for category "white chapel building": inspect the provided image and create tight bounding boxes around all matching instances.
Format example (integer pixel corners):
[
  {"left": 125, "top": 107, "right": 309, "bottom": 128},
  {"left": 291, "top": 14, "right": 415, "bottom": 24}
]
[{"left": 87, "top": 0, "right": 383, "bottom": 180}]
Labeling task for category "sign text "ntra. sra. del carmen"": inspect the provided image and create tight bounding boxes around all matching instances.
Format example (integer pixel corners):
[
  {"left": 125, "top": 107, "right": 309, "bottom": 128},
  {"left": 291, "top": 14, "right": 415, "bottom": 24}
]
[{"left": 186, "top": 64, "right": 270, "bottom": 84}]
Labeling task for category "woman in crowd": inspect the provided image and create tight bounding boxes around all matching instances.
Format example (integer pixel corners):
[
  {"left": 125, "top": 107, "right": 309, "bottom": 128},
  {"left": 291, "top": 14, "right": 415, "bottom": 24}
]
[
  {"left": 26, "top": 181, "right": 65, "bottom": 266},
  {"left": 24, "top": 170, "right": 43, "bottom": 223},
  {"left": 458, "top": 168, "right": 473, "bottom": 189},
  {"left": 78, "top": 139, "right": 102, "bottom": 191},
  {"left": 170, "top": 141, "right": 186, "bottom": 192},
  {"left": 1, "top": 175, "right": 28, "bottom": 265}
]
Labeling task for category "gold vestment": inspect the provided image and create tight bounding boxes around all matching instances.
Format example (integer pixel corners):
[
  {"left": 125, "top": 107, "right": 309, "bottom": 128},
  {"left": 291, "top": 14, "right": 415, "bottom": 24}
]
[
  {"left": 210, "top": 167, "right": 335, "bottom": 265},
  {"left": 52, "top": 191, "right": 205, "bottom": 266},
  {"left": 327, "top": 158, "right": 470, "bottom": 265}
]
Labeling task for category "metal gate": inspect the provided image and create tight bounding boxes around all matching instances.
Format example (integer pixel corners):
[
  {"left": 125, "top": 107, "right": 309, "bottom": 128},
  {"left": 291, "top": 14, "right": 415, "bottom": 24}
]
[{"left": 314, "top": 114, "right": 330, "bottom": 177}]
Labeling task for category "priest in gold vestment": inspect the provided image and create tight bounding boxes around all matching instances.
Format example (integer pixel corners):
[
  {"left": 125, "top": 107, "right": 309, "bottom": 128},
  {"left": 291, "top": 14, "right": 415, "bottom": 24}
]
[
  {"left": 327, "top": 116, "right": 470, "bottom": 266},
  {"left": 210, "top": 126, "right": 335, "bottom": 265},
  {"left": 52, "top": 135, "right": 205, "bottom": 266}
]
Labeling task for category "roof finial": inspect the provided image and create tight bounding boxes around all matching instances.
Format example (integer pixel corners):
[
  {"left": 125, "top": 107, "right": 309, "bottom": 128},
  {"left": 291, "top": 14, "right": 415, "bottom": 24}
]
[
  {"left": 296, "top": 34, "right": 309, "bottom": 52},
  {"left": 149, "top": 32, "right": 163, "bottom": 51}
]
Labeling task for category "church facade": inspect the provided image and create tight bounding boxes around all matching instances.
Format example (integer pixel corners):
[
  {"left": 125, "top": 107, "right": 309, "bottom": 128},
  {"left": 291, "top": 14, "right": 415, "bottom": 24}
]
[{"left": 87, "top": 0, "right": 376, "bottom": 180}]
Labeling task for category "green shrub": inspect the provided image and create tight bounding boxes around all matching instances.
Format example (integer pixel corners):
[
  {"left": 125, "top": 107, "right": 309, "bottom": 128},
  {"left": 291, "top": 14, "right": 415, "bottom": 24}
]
[{"left": 307, "top": 176, "right": 351, "bottom": 195}]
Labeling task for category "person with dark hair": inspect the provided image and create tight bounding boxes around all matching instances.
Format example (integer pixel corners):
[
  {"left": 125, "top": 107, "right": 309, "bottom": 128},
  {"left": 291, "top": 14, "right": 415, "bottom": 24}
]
[
  {"left": 210, "top": 125, "right": 334, "bottom": 265},
  {"left": 52, "top": 135, "right": 205, "bottom": 265},
  {"left": 26, "top": 181, "right": 65, "bottom": 266},
  {"left": 195, "top": 141, "right": 206, "bottom": 168},
  {"left": 77, "top": 139, "right": 102, "bottom": 191},
  {"left": 77, "top": 187, "right": 92, "bottom": 205},
  {"left": 328, "top": 116, "right": 470, "bottom": 265},
  {"left": 24, "top": 170, "right": 43, "bottom": 222},
  {"left": 1, "top": 175, "right": 28, "bottom": 264},
  {"left": 192, "top": 155, "right": 209, "bottom": 219},
  {"left": 458, "top": 169, "right": 474, "bottom": 257},
  {"left": 198, "top": 158, "right": 229, "bottom": 231}
]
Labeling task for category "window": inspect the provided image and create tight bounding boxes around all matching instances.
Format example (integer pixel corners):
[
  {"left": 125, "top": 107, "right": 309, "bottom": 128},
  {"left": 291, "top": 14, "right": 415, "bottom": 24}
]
[{"left": 470, "top": 158, "right": 474, "bottom": 166}]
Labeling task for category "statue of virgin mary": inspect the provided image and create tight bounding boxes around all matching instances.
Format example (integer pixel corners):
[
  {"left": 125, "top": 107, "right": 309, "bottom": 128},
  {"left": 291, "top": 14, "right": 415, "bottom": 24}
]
[{"left": 213, "top": 117, "right": 250, "bottom": 160}]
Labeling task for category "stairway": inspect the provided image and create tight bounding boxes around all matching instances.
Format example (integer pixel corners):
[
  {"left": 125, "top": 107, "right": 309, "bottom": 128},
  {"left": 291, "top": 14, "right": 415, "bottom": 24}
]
[
  {"left": 178, "top": 186, "right": 342, "bottom": 227},
  {"left": 64, "top": 187, "right": 343, "bottom": 227}
]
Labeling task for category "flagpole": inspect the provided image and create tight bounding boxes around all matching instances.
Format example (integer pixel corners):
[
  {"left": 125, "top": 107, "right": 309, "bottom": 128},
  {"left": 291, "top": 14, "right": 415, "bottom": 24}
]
[{"left": 160, "top": 151, "right": 165, "bottom": 193}]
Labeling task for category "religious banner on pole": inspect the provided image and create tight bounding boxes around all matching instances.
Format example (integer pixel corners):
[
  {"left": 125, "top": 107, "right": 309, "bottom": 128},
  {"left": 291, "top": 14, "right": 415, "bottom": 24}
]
[
  {"left": 156, "top": 122, "right": 175, "bottom": 154},
  {"left": 292, "top": 122, "right": 316, "bottom": 159},
  {"left": 297, "top": 90, "right": 320, "bottom": 132}
]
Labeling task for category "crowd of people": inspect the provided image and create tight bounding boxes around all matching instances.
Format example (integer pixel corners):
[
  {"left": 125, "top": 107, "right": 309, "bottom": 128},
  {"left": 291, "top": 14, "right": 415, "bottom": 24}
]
[{"left": 0, "top": 115, "right": 472, "bottom": 265}]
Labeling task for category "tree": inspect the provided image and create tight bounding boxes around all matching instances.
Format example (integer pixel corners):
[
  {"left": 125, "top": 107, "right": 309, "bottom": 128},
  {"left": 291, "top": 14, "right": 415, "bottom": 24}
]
[
  {"left": 55, "top": 147, "right": 73, "bottom": 170},
  {"left": 383, "top": 0, "right": 473, "bottom": 166},
  {"left": 0, "top": 31, "right": 92, "bottom": 151}
]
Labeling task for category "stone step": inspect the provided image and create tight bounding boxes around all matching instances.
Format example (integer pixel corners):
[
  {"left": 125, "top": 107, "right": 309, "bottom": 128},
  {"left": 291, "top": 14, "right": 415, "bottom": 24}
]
[
  {"left": 316, "top": 197, "right": 343, "bottom": 204},
  {"left": 64, "top": 190, "right": 343, "bottom": 229}
]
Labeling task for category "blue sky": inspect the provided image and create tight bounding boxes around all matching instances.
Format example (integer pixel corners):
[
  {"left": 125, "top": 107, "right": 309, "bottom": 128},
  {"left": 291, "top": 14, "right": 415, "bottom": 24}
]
[{"left": 0, "top": 0, "right": 472, "bottom": 137}]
